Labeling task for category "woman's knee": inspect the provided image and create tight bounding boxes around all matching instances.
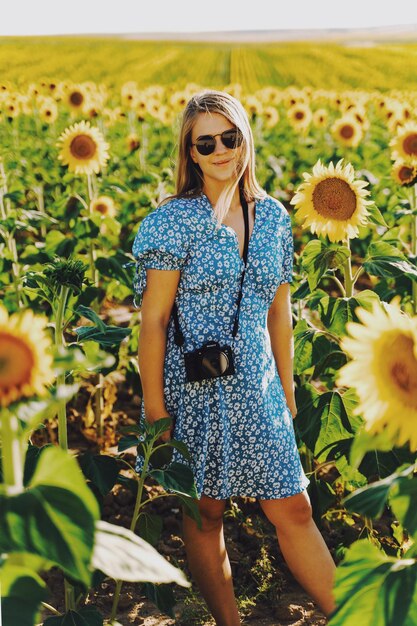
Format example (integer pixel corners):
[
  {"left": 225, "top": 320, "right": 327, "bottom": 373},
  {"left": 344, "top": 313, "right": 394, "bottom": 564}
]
[
  {"left": 183, "top": 494, "right": 227, "bottom": 531},
  {"left": 258, "top": 490, "right": 313, "bottom": 529}
]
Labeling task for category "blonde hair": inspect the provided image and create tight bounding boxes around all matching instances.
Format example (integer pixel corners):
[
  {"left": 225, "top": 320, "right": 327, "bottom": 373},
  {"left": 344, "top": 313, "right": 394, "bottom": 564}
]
[{"left": 161, "top": 89, "right": 267, "bottom": 228}]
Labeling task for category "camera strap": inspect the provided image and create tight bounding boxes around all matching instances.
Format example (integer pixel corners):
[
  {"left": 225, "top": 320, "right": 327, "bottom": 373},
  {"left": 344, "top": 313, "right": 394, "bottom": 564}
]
[{"left": 172, "top": 185, "right": 249, "bottom": 349}]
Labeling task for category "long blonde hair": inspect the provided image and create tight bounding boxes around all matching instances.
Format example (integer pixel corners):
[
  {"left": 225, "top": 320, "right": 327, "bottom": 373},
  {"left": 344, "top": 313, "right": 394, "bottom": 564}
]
[{"left": 161, "top": 89, "right": 267, "bottom": 227}]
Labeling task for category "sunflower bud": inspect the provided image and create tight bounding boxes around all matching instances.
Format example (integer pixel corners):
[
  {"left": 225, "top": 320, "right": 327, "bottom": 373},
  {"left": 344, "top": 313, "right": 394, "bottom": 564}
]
[{"left": 43, "top": 257, "right": 88, "bottom": 295}]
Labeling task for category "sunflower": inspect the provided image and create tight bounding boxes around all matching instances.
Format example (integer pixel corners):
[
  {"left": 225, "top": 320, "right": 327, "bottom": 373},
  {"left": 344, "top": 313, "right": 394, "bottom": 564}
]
[
  {"left": 391, "top": 159, "right": 417, "bottom": 186},
  {"left": 312, "top": 108, "right": 328, "bottom": 128},
  {"left": 126, "top": 132, "right": 140, "bottom": 152},
  {"left": 287, "top": 103, "right": 312, "bottom": 133},
  {"left": 56, "top": 120, "right": 110, "bottom": 175},
  {"left": 337, "top": 300, "right": 417, "bottom": 450},
  {"left": 331, "top": 115, "right": 364, "bottom": 148},
  {"left": 390, "top": 121, "right": 417, "bottom": 162},
  {"left": 290, "top": 159, "right": 373, "bottom": 243},
  {"left": 90, "top": 195, "right": 117, "bottom": 218},
  {"left": 0, "top": 305, "right": 55, "bottom": 407},
  {"left": 39, "top": 98, "right": 58, "bottom": 124},
  {"left": 263, "top": 106, "right": 279, "bottom": 129},
  {"left": 65, "top": 83, "right": 89, "bottom": 114}
]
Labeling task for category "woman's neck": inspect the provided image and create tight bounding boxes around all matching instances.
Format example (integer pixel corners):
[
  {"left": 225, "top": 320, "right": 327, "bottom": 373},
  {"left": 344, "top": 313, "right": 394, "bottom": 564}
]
[{"left": 202, "top": 183, "right": 241, "bottom": 212}]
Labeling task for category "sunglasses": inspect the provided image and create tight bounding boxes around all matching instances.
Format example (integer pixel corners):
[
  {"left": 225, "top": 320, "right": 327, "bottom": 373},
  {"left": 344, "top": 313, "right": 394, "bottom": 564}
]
[{"left": 191, "top": 128, "right": 243, "bottom": 156}]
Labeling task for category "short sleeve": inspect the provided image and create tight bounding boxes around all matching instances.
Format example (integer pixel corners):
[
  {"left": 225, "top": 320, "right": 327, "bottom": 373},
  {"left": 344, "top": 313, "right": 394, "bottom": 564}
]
[
  {"left": 279, "top": 210, "right": 294, "bottom": 285},
  {"left": 130, "top": 203, "right": 191, "bottom": 309}
]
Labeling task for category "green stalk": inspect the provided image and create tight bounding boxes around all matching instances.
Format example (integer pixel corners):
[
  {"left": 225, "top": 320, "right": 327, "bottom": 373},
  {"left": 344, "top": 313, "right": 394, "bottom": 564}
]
[
  {"left": 86, "top": 172, "right": 104, "bottom": 441},
  {"left": 0, "top": 407, "right": 24, "bottom": 495},
  {"left": 54, "top": 283, "right": 77, "bottom": 610},
  {"left": 343, "top": 238, "right": 354, "bottom": 298},
  {"left": 87, "top": 173, "right": 98, "bottom": 290},
  {"left": 0, "top": 161, "right": 25, "bottom": 308},
  {"left": 412, "top": 183, "right": 417, "bottom": 314},
  {"left": 54, "top": 285, "right": 70, "bottom": 451},
  {"left": 109, "top": 444, "right": 152, "bottom": 622}
]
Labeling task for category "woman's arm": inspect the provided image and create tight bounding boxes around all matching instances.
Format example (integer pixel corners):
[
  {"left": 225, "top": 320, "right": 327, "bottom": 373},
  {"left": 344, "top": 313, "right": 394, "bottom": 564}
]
[
  {"left": 138, "top": 267, "right": 181, "bottom": 439},
  {"left": 267, "top": 282, "right": 297, "bottom": 419}
]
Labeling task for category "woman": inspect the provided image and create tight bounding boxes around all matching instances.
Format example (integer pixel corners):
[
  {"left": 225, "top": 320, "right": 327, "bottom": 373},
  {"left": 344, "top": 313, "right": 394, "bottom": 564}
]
[{"left": 131, "top": 89, "right": 336, "bottom": 625}]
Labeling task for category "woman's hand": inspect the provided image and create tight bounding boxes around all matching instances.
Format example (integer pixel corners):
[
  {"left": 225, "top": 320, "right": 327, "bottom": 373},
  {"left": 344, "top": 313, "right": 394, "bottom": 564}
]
[{"left": 286, "top": 397, "right": 298, "bottom": 420}]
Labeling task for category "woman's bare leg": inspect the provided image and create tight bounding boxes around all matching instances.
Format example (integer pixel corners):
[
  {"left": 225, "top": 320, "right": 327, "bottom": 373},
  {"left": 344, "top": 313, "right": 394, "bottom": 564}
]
[
  {"left": 182, "top": 494, "right": 241, "bottom": 626},
  {"left": 259, "top": 490, "right": 336, "bottom": 618}
]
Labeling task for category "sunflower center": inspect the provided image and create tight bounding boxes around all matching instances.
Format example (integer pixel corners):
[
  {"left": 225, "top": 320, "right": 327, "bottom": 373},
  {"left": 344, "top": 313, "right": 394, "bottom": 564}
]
[
  {"left": 295, "top": 111, "right": 305, "bottom": 120},
  {"left": 389, "top": 335, "right": 417, "bottom": 408},
  {"left": 399, "top": 166, "right": 415, "bottom": 183},
  {"left": 70, "top": 134, "right": 97, "bottom": 160},
  {"left": 0, "top": 334, "right": 34, "bottom": 390},
  {"left": 340, "top": 124, "right": 354, "bottom": 139},
  {"left": 312, "top": 178, "right": 357, "bottom": 221},
  {"left": 70, "top": 91, "right": 84, "bottom": 106},
  {"left": 94, "top": 203, "right": 108, "bottom": 214},
  {"left": 403, "top": 133, "right": 417, "bottom": 156}
]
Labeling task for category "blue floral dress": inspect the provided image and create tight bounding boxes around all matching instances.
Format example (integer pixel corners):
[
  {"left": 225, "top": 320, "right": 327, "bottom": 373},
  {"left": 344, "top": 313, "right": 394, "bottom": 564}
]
[{"left": 130, "top": 191, "right": 310, "bottom": 500}]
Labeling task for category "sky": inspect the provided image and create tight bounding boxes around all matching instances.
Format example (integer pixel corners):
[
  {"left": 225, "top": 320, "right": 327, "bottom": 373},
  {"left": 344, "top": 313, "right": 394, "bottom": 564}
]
[{"left": 1, "top": 0, "right": 417, "bottom": 36}]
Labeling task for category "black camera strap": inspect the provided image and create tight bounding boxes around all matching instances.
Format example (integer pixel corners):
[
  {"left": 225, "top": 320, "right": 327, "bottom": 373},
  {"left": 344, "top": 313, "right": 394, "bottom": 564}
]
[{"left": 172, "top": 185, "right": 249, "bottom": 349}]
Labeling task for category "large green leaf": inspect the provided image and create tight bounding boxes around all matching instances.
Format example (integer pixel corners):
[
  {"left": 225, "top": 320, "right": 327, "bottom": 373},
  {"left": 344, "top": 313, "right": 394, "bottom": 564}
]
[
  {"left": 91, "top": 520, "right": 190, "bottom": 586},
  {"left": 318, "top": 289, "right": 380, "bottom": 336},
  {"left": 343, "top": 464, "right": 415, "bottom": 519},
  {"left": 0, "top": 562, "right": 47, "bottom": 626},
  {"left": 300, "top": 239, "right": 351, "bottom": 291},
  {"left": 364, "top": 241, "right": 417, "bottom": 281},
  {"left": 295, "top": 385, "right": 363, "bottom": 460},
  {"left": 0, "top": 447, "right": 99, "bottom": 585},
  {"left": 390, "top": 476, "right": 417, "bottom": 538},
  {"left": 78, "top": 452, "right": 120, "bottom": 496},
  {"left": 329, "top": 539, "right": 417, "bottom": 626},
  {"left": 149, "top": 462, "right": 199, "bottom": 498},
  {"left": 293, "top": 318, "right": 342, "bottom": 375}
]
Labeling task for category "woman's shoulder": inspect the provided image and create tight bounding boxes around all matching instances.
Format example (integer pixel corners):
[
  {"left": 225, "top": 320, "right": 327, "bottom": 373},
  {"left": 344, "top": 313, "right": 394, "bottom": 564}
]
[
  {"left": 261, "top": 193, "right": 292, "bottom": 223},
  {"left": 141, "top": 195, "right": 197, "bottom": 229}
]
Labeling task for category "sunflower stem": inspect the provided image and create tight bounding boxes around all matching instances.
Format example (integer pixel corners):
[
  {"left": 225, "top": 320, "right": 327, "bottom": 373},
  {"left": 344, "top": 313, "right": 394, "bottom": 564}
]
[
  {"left": 0, "top": 407, "right": 24, "bottom": 495},
  {"left": 0, "top": 160, "right": 25, "bottom": 308},
  {"left": 343, "top": 238, "right": 354, "bottom": 298},
  {"left": 87, "top": 173, "right": 99, "bottom": 292},
  {"left": 54, "top": 284, "right": 70, "bottom": 451},
  {"left": 110, "top": 443, "right": 151, "bottom": 622},
  {"left": 412, "top": 184, "right": 417, "bottom": 314},
  {"left": 87, "top": 176, "right": 105, "bottom": 444}
]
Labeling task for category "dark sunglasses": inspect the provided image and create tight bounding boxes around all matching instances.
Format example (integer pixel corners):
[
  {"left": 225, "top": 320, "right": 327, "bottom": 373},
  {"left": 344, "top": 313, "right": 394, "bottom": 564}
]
[{"left": 191, "top": 128, "right": 243, "bottom": 155}]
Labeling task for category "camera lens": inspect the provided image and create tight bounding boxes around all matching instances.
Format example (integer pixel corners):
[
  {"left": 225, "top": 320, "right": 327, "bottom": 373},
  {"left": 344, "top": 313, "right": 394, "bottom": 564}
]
[{"left": 201, "top": 348, "right": 229, "bottom": 376}]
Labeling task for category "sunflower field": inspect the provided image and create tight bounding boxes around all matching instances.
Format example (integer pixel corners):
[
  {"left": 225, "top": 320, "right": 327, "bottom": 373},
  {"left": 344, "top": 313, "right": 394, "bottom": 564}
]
[{"left": 1, "top": 38, "right": 417, "bottom": 626}]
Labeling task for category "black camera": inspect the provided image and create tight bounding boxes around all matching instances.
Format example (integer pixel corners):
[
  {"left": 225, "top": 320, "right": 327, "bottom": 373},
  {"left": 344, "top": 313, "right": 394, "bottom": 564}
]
[{"left": 183, "top": 341, "right": 236, "bottom": 382}]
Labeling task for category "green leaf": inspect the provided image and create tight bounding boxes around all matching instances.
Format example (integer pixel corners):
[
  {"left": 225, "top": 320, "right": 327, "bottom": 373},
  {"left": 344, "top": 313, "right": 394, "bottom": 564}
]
[
  {"left": 366, "top": 202, "right": 388, "bottom": 228},
  {"left": 300, "top": 239, "right": 351, "bottom": 291},
  {"left": 149, "top": 462, "right": 199, "bottom": 499},
  {"left": 318, "top": 289, "right": 380, "bottom": 336},
  {"left": 390, "top": 477, "right": 417, "bottom": 537},
  {"left": 78, "top": 452, "right": 120, "bottom": 496},
  {"left": 136, "top": 511, "right": 163, "bottom": 546},
  {"left": 91, "top": 520, "right": 190, "bottom": 586},
  {"left": 0, "top": 447, "right": 99, "bottom": 585},
  {"left": 44, "top": 607, "right": 104, "bottom": 625},
  {"left": 0, "top": 562, "right": 47, "bottom": 626},
  {"left": 295, "top": 385, "right": 363, "bottom": 460},
  {"left": 75, "top": 305, "right": 107, "bottom": 331},
  {"left": 142, "top": 581, "right": 177, "bottom": 619},
  {"left": 343, "top": 464, "right": 415, "bottom": 519},
  {"left": 293, "top": 318, "right": 340, "bottom": 375},
  {"left": 364, "top": 241, "right": 417, "bottom": 281},
  {"left": 329, "top": 539, "right": 417, "bottom": 626}
]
